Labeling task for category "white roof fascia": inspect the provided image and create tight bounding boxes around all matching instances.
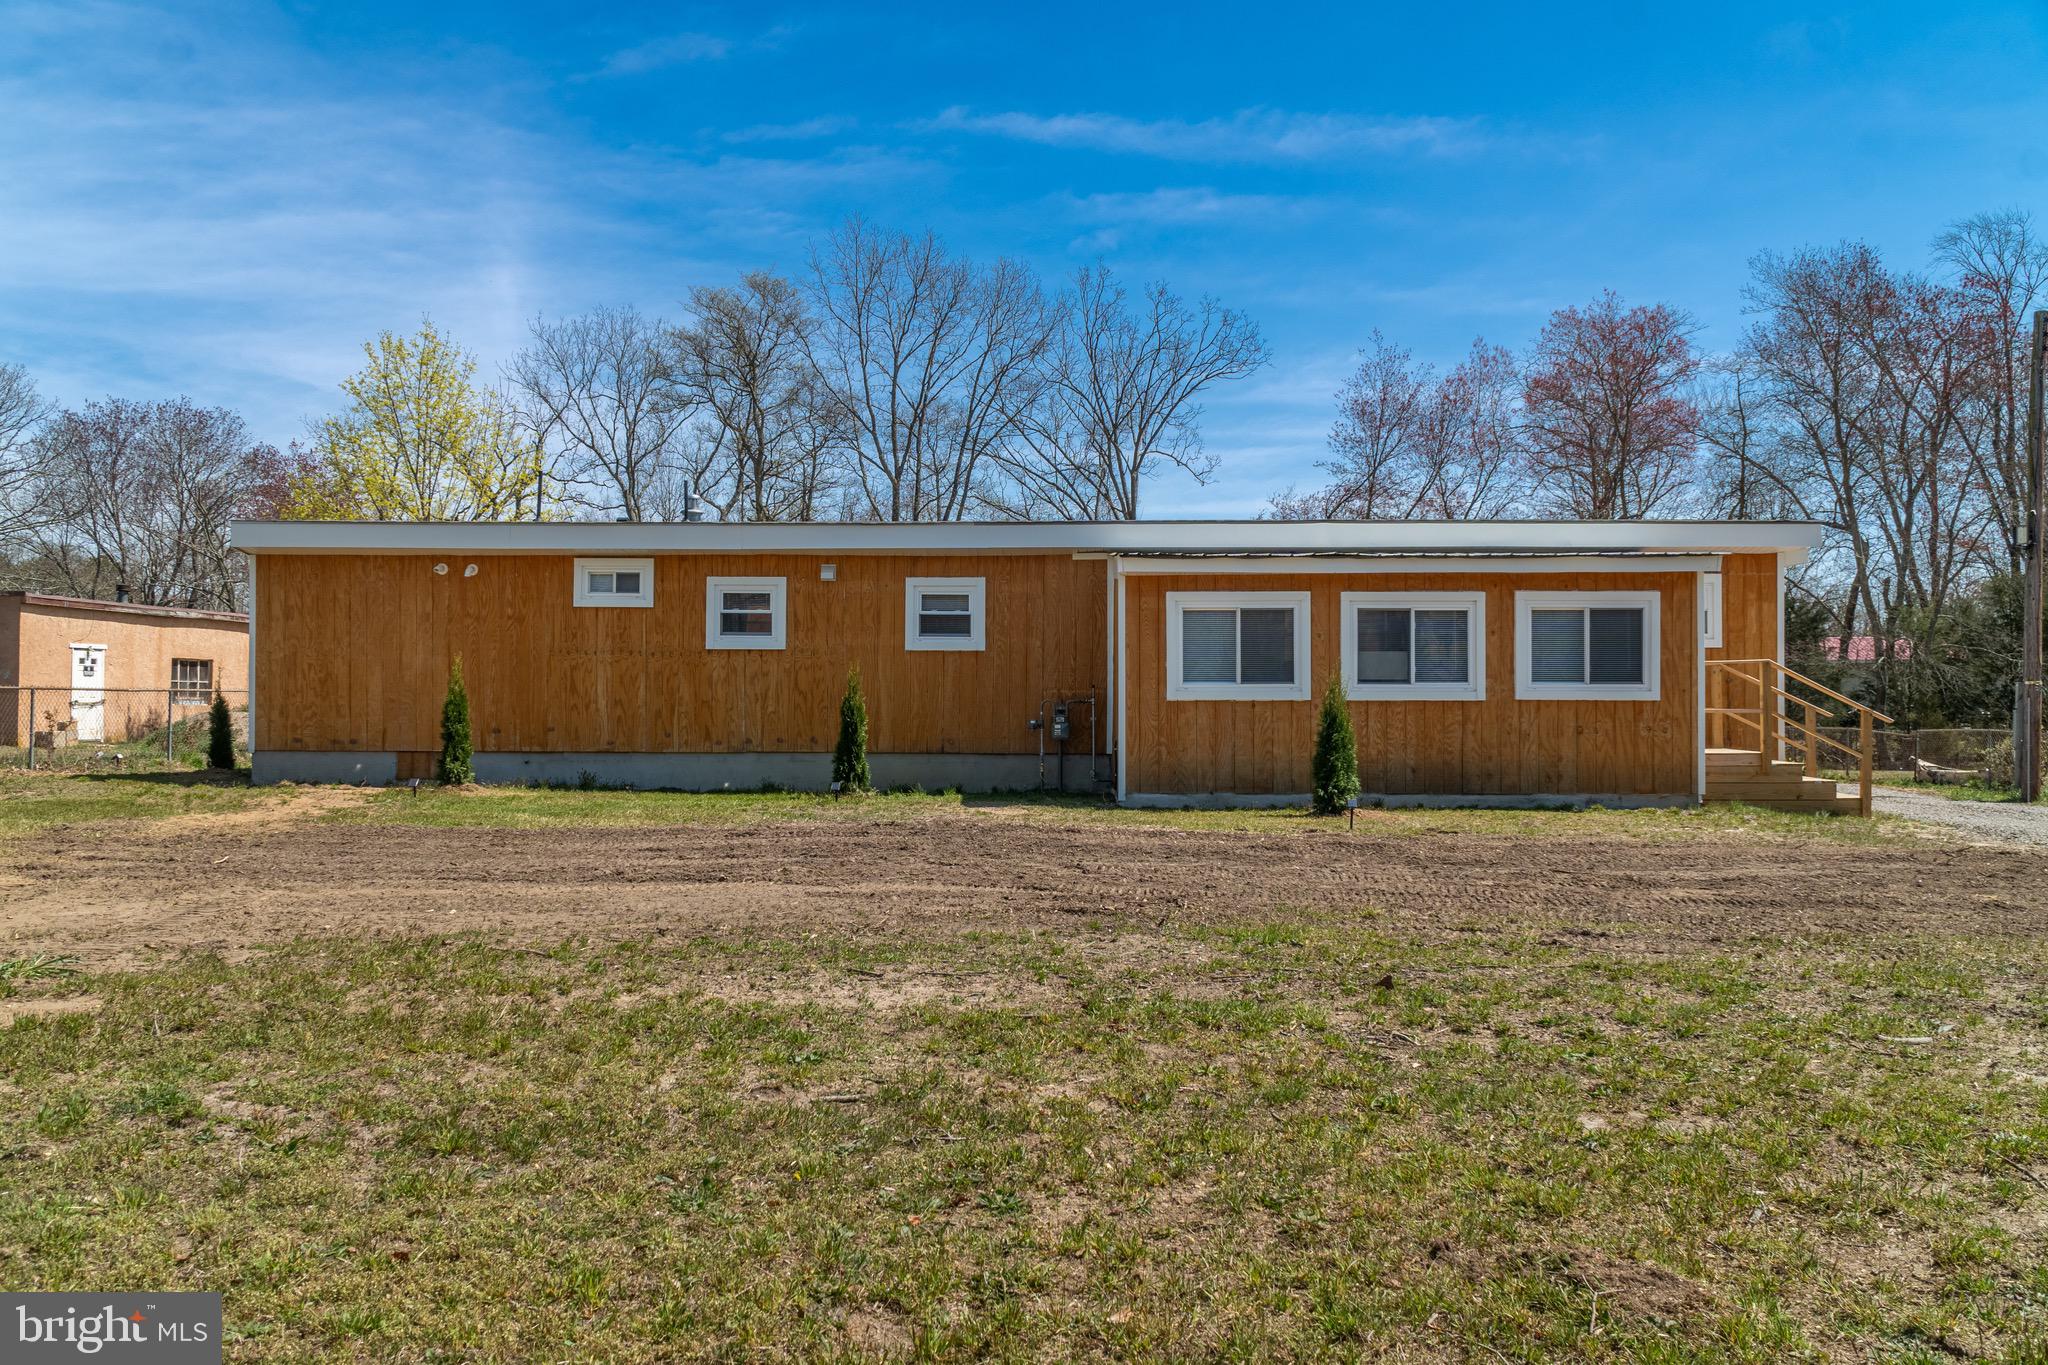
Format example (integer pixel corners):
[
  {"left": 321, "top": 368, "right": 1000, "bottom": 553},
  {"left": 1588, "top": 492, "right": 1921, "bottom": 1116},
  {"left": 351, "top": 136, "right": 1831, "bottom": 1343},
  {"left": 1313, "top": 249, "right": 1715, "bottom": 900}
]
[
  {"left": 232, "top": 519, "right": 1826, "bottom": 557},
  {"left": 1112, "top": 554, "right": 1724, "bottom": 574}
]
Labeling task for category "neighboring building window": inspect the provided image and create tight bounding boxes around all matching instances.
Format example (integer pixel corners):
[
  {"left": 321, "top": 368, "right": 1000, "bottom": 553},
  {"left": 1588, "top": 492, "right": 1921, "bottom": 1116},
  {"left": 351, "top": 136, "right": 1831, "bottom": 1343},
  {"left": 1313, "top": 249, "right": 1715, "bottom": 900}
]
[
  {"left": 1701, "top": 571, "right": 1724, "bottom": 647},
  {"left": 904, "top": 577, "right": 986, "bottom": 651},
  {"left": 1339, "top": 592, "right": 1486, "bottom": 701},
  {"left": 1515, "top": 591, "right": 1661, "bottom": 700},
  {"left": 705, "top": 577, "right": 787, "bottom": 650},
  {"left": 171, "top": 658, "right": 213, "bottom": 704},
  {"left": 573, "top": 557, "right": 654, "bottom": 608},
  {"left": 1165, "top": 591, "right": 1311, "bottom": 701}
]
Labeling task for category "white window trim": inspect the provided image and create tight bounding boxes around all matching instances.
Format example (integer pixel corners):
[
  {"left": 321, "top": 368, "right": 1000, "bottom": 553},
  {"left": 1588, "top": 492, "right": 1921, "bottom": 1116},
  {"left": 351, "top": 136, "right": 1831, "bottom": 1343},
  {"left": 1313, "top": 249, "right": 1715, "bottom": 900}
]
[
  {"left": 573, "top": 557, "right": 654, "bottom": 609},
  {"left": 1164, "top": 590, "right": 1312, "bottom": 702},
  {"left": 1514, "top": 590, "right": 1661, "bottom": 701},
  {"left": 1701, "top": 571, "right": 1724, "bottom": 648},
  {"left": 705, "top": 576, "right": 787, "bottom": 650},
  {"left": 904, "top": 576, "right": 986, "bottom": 652},
  {"left": 1339, "top": 591, "right": 1486, "bottom": 702}
]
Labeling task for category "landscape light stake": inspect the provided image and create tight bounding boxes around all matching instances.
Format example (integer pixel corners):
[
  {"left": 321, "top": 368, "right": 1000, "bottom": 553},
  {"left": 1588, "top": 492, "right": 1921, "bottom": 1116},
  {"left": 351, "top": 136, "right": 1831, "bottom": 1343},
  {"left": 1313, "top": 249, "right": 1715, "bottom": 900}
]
[{"left": 2024, "top": 309, "right": 2047, "bottom": 803}]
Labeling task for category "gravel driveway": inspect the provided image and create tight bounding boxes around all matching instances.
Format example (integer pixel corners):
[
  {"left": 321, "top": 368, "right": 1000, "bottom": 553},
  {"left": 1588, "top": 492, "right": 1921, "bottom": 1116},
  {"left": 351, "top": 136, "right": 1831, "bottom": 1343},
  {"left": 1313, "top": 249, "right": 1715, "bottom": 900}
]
[{"left": 1867, "top": 783, "right": 2048, "bottom": 843}]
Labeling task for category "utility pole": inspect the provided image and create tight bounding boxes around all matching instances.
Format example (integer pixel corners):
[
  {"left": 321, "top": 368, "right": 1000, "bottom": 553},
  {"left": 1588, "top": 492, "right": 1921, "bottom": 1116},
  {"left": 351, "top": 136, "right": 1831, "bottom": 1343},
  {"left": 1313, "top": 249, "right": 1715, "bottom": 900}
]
[{"left": 2022, "top": 309, "right": 2047, "bottom": 802}]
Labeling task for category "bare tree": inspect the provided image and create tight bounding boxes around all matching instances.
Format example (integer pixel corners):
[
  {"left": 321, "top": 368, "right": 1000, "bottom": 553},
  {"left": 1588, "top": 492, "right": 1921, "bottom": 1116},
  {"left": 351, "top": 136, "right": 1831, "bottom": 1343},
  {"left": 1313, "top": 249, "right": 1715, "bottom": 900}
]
[
  {"left": 1269, "top": 336, "right": 1526, "bottom": 521},
  {"left": 1739, "top": 242, "right": 1994, "bottom": 687},
  {"left": 1934, "top": 208, "right": 2048, "bottom": 572},
  {"left": 1521, "top": 291, "right": 1701, "bottom": 518},
  {"left": 0, "top": 362, "right": 54, "bottom": 546},
  {"left": 509, "top": 306, "right": 695, "bottom": 521},
  {"left": 678, "top": 273, "right": 841, "bottom": 521},
  {"left": 806, "top": 218, "right": 1026, "bottom": 521},
  {"left": 28, "top": 398, "right": 284, "bottom": 610},
  {"left": 1012, "top": 265, "right": 1268, "bottom": 520}
]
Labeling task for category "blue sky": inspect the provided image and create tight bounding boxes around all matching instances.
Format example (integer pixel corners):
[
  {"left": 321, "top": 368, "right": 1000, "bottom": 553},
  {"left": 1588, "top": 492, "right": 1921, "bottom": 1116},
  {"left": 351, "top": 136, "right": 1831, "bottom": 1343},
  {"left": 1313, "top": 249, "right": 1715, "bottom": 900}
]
[{"left": 3, "top": 1, "right": 2045, "bottom": 516}]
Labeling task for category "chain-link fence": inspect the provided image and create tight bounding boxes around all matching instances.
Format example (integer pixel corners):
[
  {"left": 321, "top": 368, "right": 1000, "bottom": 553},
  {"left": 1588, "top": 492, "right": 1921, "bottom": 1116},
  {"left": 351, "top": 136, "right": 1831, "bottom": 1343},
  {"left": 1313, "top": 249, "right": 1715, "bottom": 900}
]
[
  {"left": 1818, "top": 726, "right": 2022, "bottom": 784},
  {"left": 1, "top": 687, "right": 250, "bottom": 772}
]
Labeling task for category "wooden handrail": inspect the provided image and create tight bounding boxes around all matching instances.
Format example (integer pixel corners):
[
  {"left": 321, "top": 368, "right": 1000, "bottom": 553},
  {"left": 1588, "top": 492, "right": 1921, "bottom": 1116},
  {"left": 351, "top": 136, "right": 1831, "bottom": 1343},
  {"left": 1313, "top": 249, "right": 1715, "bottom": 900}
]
[
  {"left": 1705, "top": 656, "right": 1889, "bottom": 816},
  {"left": 1705, "top": 707, "right": 1864, "bottom": 762},
  {"left": 1710, "top": 659, "right": 1895, "bottom": 723}
]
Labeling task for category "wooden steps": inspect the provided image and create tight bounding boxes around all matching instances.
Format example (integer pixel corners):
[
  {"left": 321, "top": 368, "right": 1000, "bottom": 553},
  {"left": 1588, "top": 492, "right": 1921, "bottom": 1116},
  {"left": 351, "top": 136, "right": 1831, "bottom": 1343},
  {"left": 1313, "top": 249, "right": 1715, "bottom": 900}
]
[{"left": 1704, "top": 748, "right": 1860, "bottom": 814}]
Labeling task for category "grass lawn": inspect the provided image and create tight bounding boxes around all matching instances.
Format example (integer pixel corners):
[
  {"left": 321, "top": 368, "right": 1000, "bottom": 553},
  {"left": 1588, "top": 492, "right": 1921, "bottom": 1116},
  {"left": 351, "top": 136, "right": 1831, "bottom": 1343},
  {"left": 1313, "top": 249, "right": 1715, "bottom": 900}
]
[
  {"left": 0, "top": 769, "right": 1927, "bottom": 844},
  {"left": 328, "top": 782, "right": 1920, "bottom": 843},
  {"left": 4, "top": 928, "right": 2045, "bottom": 1360},
  {"left": 2, "top": 774, "right": 2037, "bottom": 1358},
  {"left": 1862, "top": 771, "right": 2033, "bottom": 804},
  {"left": 0, "top": 769, "right": 280, "bottom": 835}
]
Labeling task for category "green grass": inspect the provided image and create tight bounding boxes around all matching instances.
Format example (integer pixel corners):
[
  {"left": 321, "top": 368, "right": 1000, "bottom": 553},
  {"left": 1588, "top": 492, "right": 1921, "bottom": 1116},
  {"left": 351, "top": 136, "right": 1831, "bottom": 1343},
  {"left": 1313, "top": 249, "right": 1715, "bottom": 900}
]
[
  {"left": 0, "top": 770, "right": 272, "bottom": 835},
  {"left": 2, "top": 926, "right": 2042, "bottom": 1361},
  {"left": 326, "top": 782, "right": 1920, "bottom": 843},
  {"left": 0, "top": 769, "right": 1935, "bottom": 843},
  {"left": 1861, "top": 771, "right": 2033, "bottom": 804}
]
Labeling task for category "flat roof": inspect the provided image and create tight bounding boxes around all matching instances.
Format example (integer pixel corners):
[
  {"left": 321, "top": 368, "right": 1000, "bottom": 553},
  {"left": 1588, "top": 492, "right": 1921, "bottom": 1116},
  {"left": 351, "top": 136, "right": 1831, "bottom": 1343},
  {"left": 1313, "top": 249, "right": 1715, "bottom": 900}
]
[
  {"left": 2, "top": 591, "right": 248, "bottom": 625},
  {"left": 232, "top": 518, "right": 1825, "bottom": 558}
]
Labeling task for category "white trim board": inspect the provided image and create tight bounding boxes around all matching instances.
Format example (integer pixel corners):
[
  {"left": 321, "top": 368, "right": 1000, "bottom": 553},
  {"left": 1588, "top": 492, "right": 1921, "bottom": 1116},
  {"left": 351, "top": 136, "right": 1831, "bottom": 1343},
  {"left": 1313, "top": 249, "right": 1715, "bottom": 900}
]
[
  {"left": 572, "top": 557, "right": 654, "bottom": 609},
  {"left": 1111, "top": 554, "right": 1724, "bottom": 574},
  {"left": 1513, "top": 590, "right": 1663, "bottom": 702},
  {"left": 1163, "top": 590, "right": 1314, "bottom": 702},
  {"left": 705, "top": 577, "right": 787, "bottom": 650},
  {"left": 232, "top": 519, "right": 1824, "bottom": 558},
  {"left": 1339, "top": 590, "right": 1487, "bottom": 702},
  {"left": 903, "top": 577, "right": 986, "bottom": 651}
]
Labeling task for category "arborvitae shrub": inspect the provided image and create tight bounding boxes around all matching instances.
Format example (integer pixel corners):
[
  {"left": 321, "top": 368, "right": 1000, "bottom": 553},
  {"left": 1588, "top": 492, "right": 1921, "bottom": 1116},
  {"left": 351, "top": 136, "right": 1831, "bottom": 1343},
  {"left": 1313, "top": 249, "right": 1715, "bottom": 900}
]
[
  {"left": 207, "top": 692, "right": 236, "bottom": 770},
  {"left": 833, "top": 666, "right": 871, "bottom": 793},
  {"left": 1310, "top": 671, "right": 1360, "bottom": 815},
  {"left": 438, "top": 656, "right": 475, "bottom": 785}
]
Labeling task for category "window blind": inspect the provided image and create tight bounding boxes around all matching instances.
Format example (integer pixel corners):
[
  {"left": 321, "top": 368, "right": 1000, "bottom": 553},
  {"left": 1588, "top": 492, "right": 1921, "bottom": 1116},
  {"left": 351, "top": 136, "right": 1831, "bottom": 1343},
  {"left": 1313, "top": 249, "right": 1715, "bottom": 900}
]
[
  {"left": 1529, "top": 609, "right": 1585, "bottom": 684},
  {"left": 1238, "top": 608, "right": 1296, "bottom": 684},
  {"left": 1181, "top": 609, "right": 1237, "bottom": 683}
]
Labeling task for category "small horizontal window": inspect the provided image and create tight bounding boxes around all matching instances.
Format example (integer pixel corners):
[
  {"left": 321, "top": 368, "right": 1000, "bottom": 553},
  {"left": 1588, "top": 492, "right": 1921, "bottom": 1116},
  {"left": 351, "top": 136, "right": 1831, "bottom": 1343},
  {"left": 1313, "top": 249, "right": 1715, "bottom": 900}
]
[
  {"left": 1515, "top": 592, "right": 1660, "bottom": 700},
  {"left": 1165, "top": 592, "right": 1311, "bottom": 701},
  {"left": 171, "top": 658, "right": 213, "bottom": 705},
  {"left": 904, "top": 577, "right": 986, "bottom": 651},
  {"left": 1340, "top": 592, "right": 1485, "bottom": 701},
  {"left": 706, "top": 577, "right": 786, "bottom": 650},
  {"left": 573, "top": 557, "right": 654, "bottom": 608}
]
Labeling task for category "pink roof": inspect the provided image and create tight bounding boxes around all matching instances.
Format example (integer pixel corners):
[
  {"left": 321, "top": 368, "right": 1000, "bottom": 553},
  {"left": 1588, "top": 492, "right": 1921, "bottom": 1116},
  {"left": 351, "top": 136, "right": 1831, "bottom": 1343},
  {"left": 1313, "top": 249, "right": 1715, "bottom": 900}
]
[{"left": 1819, "top": 635, "right": 1910, "bottom": 663}]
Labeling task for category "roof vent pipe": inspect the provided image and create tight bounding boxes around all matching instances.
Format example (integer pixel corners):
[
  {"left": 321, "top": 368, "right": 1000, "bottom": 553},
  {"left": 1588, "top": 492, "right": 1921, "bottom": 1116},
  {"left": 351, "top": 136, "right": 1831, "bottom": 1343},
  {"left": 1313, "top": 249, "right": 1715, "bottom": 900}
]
[
  {"left": 682, "top": 483, "right": 707, "bottom": 523},
  {"left": 114, "top": 583, "right": 130, "bottom": 603}
]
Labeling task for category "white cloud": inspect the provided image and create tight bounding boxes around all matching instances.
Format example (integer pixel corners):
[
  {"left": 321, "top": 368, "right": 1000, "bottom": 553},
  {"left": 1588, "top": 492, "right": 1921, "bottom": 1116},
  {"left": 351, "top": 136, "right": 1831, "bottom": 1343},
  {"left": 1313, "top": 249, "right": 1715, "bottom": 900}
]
[
  {"left": 721, "top": 116, "right": 856, "bottom": 144},
  {"left": 1059, "top": 187, "right": 1304, "bottom": 225},
  {"left": 593, "top": 31, "right": 732, "bottom": 76},
  {"left": 924, "top": 106, "right": 1487, "bottom": 162}
]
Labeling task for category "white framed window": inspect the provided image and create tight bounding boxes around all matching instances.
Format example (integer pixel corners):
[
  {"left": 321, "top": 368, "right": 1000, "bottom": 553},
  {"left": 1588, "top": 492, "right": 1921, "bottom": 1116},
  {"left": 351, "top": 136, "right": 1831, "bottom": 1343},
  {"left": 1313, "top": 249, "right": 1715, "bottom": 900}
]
[
  {"left": 1701, "top": 571, "right": 1723, "bottom": 647},
  {"left": 1165, "top": 591, "right": 1311, "bottom": 701},
  {"left": 705, "top": 577, "right": 787, "bottom": 650},
  {"left": 1339, "top": 592, "right": 1485, "bottom": 701},
  {"left": 1515, "top": 591, "right": 1661, "bottom": 701},
  {"left": 573, "top": 557, "right": 654, "bottom": 608},
  {"left": 905, "top": 577, "right": 986, "bottom": 651},
  {"left": 170, "top": 658, "right": 213, "bottom": 705}
]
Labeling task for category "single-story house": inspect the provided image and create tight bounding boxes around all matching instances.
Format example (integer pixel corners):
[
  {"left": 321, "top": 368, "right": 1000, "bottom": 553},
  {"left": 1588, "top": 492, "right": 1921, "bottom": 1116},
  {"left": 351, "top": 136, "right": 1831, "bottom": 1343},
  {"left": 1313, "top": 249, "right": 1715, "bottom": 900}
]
[
  {"left": 0, "top": 591, "right": 250, "bottom": 745},
  {"left": 232, "top": 519, "right": 1861, "bottom": 809}
]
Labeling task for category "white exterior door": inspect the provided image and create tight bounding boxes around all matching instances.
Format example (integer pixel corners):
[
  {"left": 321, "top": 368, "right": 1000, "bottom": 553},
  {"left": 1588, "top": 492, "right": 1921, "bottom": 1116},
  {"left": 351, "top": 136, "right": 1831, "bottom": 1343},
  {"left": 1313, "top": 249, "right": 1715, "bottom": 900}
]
[{"left": 70, "top": 643, "right": 106, "bottom": 741}]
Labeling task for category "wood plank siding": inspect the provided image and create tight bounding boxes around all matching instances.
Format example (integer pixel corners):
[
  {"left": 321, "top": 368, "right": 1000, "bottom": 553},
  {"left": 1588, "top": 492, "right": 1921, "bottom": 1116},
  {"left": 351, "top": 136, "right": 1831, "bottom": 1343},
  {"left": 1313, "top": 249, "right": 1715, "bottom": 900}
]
[
  {"left": 1121, "top": 570, "right": 1702, "bottom": 798},
  {"left": 255, "top": 553, "right": 1108, "bottom": 756},
  {"left": 1704, "top": 551, "right": 1782, "bottom": 749}
]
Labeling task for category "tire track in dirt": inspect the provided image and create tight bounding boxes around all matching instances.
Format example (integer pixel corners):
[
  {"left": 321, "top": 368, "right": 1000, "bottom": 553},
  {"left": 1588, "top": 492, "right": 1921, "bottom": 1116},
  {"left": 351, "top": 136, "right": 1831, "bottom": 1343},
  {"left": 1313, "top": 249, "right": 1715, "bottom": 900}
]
[{"left": 6, "top": 815, "right": 2047, "bottom": 968}]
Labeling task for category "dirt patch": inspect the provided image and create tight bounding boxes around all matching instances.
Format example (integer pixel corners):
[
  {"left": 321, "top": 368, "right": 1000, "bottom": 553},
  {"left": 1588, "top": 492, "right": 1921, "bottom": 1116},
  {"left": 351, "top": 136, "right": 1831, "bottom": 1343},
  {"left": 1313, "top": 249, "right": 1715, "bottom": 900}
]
[
  {"left": 1559, "top": 1249, "right": 1716, "bottom": 1323},
  {"left": 8, "top": 810, "right": 2048, "bottom": 969},
  {"left": 0, "top": 996, "right": 102, "bottom": 1027}
]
